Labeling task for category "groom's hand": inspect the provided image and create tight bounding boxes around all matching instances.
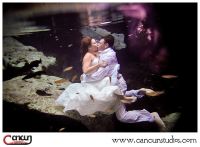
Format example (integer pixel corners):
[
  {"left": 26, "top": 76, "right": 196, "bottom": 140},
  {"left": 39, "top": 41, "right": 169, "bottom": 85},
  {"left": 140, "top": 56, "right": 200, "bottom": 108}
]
[{"left": 99, "top": 61, "right": 108, "bottom": 67}]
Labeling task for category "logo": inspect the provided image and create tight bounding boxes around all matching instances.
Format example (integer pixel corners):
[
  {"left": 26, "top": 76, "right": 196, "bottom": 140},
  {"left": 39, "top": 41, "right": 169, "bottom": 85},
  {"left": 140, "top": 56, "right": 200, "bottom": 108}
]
[{"left": 3, "top": 135, "right": 32, "bottom": 145}]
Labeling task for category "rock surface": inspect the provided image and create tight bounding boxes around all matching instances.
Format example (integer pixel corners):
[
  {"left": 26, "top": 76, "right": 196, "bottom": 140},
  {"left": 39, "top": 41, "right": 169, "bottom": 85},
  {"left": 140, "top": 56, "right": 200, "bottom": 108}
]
[
  {"left": 3, "top": 37, "right": 56, "bottom": 72},
  {"left": 81, "top": 27, "right": 126, "bottom": 50},
  {"left": 3, "top": 75, "right": 115, "bottom": 131},
  {"left": 3, "top": 75, "right": 70, "bottom": 113}
]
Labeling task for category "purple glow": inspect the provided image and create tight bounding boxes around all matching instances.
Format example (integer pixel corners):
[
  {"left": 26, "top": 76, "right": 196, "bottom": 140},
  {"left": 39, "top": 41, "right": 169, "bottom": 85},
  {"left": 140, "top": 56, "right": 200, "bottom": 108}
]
[{"left": 118, "top": 4, "right": 147, "bottom": 20}]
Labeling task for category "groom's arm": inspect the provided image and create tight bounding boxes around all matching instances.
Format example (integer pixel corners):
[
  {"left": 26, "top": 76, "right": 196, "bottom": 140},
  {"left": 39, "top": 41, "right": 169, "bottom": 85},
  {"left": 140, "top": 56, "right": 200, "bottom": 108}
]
[
  {"left": 101, "top": 51, "right": 118, "bottom": 65},
  {"left": 91, "top": 51, "right": 117, "bottom": 80}
]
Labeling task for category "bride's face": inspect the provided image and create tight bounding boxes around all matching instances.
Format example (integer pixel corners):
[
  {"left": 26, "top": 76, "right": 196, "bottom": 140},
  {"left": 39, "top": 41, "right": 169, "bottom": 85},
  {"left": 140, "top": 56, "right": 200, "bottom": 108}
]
[{"left": 89, "top": 39, "right": 98, "bottom": 52}]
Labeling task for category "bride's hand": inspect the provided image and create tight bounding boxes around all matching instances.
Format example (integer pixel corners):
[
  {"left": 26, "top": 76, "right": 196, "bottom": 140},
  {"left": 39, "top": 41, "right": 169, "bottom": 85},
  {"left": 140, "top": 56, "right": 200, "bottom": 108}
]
[{"left": 99, "top": 61, "right": 107, "bottom": 67}]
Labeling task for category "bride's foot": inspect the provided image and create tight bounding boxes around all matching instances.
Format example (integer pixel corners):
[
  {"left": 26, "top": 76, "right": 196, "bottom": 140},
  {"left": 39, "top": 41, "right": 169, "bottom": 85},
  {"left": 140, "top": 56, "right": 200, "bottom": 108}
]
[{"left": 140, "top": 88, "right": 164, "bottom": 97}]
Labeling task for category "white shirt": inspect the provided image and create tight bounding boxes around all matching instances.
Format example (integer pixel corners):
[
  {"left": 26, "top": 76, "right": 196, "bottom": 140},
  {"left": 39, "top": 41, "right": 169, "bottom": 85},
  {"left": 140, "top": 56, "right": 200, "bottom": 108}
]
[
  {"left": 91, "top": 47, "right": 119, "bottom": 79},
  {"left": 98, "top": 48, "right": 118, "bottom": 65}
]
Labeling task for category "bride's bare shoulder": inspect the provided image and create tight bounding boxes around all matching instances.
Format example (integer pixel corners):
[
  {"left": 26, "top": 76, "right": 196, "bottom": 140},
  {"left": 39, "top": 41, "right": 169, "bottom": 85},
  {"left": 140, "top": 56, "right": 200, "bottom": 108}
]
[{"left": 83, "top": 52, "right": 93, "bottom": 61}]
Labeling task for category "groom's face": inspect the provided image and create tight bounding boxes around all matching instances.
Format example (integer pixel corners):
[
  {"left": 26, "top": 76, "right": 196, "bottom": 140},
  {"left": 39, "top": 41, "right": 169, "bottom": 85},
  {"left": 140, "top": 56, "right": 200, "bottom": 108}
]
[{"left": 98, "top": 39, "right": 107, "bottom": 51}]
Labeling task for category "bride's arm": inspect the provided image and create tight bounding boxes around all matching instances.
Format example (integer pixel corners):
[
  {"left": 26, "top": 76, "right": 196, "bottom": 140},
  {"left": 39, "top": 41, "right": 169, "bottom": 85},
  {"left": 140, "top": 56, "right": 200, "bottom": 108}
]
[{"left": 82, "top": 53, "right": 101, "bottom": 74}]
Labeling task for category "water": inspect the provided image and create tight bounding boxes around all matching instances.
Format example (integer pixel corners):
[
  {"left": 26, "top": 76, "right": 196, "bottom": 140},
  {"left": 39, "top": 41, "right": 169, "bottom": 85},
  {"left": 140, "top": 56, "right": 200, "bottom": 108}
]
[
  {"left": 3, "top": 3, "right": 198, "bottom": 132},
  {"left": 5, "top": 4, "right": 154, "bottom": 82}
]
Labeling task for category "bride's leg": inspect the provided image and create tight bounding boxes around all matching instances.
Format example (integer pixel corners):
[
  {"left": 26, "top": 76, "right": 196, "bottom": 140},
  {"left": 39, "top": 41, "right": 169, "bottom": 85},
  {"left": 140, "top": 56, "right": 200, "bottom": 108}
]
[
  {"left": 114, "top": 93, "right": 137, "bottom": 103},
  {"left": 122, "top": 96, "right": 137, "bottom": 103}
]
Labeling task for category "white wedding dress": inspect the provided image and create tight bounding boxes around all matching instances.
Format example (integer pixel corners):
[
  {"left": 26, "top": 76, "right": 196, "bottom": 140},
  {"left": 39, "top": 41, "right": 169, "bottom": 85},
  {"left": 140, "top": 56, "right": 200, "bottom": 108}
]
[{"left": 55, "top": 57, "right": 122, "bottom": 116}]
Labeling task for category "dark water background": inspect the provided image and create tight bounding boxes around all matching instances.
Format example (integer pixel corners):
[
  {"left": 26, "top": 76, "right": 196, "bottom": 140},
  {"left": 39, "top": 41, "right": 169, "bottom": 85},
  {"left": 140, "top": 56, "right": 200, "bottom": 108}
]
[{"left": 3, "top": 3, "right": 197, "bottom": 132}]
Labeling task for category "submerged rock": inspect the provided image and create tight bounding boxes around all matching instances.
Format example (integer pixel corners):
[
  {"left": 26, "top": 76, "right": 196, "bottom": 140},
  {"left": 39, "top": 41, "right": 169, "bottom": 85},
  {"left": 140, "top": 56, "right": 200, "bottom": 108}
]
[
  {"left": 81, "top": 27, "right": 126, "bottom": 50},
  {"left": 3, "top": 37, "right": 56, "bottom": 74},
  {"left": 162, "top": 112, "right": 181, "bottom": 131},
  {"left": 3, "top": 100, "right": 89, "bottom": 132},
  {"left": 3, "top": 75, "right": 70, "bottom": 113},
  {"left": 3, "top": 75, "right": 115, "bottom": 131}
]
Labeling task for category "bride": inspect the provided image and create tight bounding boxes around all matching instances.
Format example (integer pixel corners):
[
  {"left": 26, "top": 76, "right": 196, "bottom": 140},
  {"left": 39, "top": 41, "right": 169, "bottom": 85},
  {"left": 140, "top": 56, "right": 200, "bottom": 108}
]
[{"left": 55, "top": 36, "right": 132, "bottom": 116}]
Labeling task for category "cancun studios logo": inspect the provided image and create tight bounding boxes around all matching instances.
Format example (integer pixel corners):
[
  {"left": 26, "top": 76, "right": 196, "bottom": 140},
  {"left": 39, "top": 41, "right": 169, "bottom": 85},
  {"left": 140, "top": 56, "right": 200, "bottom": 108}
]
[{"left": 3, "top": 134, "right": 32, "bottom": 145}]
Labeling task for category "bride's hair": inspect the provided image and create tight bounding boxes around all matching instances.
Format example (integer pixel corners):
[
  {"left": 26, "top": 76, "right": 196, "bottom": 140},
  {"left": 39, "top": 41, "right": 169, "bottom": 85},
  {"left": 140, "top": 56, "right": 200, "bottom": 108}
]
[{"left": 80, "top": 36, "right": 92, "bottom": 62}]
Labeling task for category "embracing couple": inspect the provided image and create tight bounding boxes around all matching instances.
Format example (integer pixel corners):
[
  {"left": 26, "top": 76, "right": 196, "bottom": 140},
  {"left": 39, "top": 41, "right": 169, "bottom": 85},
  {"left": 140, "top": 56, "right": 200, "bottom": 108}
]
[{"left": 56, "top": 35, "right": 166, "bottom": 131}]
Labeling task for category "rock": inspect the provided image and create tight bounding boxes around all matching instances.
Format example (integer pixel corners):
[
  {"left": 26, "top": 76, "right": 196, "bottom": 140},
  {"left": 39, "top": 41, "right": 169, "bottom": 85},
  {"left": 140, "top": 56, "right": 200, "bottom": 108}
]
[
  {"left": 3, "top": 100, "right": 89, "bottom": 132},
  {"left": 81, "top": 26, "right": 102, "bottom": 40},
  {"left": 3, "top": 37, "right": 34, "bottom": 51},
  {"left": 3, "top": 75, "right": 115, "bottom": 131},
  {"left": 81, "top": 27, "right": 126, "bottom": 50},
  {"left": 162, "top": 112, "right": 181, "bottom": 131},
  {"left": 3, "top": 75, "right": 70, "bottom": 115},
  {"left": 112, "top": 33, "right": 126, "bottom": 49},
  {"left": 64, "top": 110, "right": 115, "bottom": 131},
  {"left": 3, "top": 37, "right": 56, "bottom": 76}
]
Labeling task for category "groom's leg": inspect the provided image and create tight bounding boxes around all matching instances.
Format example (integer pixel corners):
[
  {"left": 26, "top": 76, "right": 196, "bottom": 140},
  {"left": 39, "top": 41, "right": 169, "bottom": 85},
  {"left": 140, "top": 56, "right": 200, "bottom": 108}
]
[
  {"left": 116, "top": 74, "right": 127, "bottom": 94},
  {"left": 116, "top": 103, "right": 154, "bottom": 123}
]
